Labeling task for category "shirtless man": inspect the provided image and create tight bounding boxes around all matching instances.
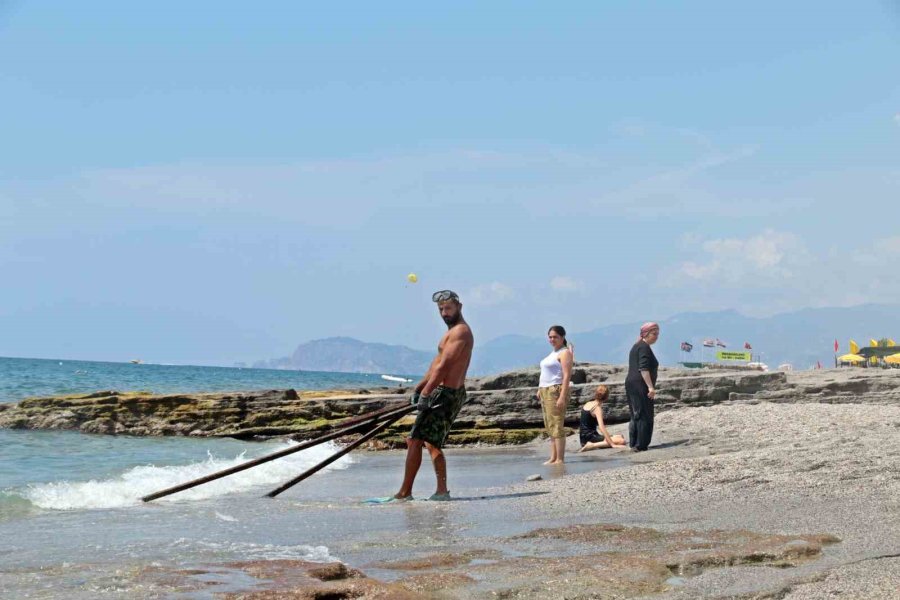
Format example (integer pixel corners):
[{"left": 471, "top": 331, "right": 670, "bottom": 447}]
[{"left": 377, "top": 290, "right": 474, "bottom": 502}]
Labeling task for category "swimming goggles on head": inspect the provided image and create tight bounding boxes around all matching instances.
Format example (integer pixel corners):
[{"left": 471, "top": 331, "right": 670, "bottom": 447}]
[{"left": 432, "top": 290, "right": 459, "bottom": 303}]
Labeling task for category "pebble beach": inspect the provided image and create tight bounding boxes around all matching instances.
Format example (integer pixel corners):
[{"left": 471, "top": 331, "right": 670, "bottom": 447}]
[{"left": 509, "top": 401, "right": 900, "bottom": 598}]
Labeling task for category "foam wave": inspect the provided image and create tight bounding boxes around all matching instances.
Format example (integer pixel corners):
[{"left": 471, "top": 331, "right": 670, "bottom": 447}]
[
  {"left": 21, "top": 441, "right": 353, "bottom": 510},
  {"left": 171, "top": 538, "right": 337, "bottom": 562}
]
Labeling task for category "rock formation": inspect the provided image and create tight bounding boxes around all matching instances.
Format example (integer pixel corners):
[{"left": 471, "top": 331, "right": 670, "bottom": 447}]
[{"left": 1, "top": 364, "right": 898, "bottom": 446}]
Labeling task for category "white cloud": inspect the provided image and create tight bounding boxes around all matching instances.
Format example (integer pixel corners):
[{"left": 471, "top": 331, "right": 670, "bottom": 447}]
[
  {"left": 658, "top": 230, "right": 900, "bottom": 316},
  {"left": 464, "top": 282, "right": 515, "bottom": 306},
  {"left": 610, "top": 120, "right": 714, "bottom": 151},
  {"left": 672, "top": 229, "right": 805, "bottom": 284},
  {"left": 874, "top": 236, "right": 900, "bottom": 254},
  {"left": 550, "top": 276, "right": 584, "bottom": 292},
  {"left": 591, "top": 144, "right": 762, "bottom": 216},
  {"left": 71, "top": 147, "right": 611, "bottom": 229}
]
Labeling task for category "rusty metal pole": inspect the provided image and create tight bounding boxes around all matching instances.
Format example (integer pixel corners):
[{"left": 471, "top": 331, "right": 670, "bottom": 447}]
[
  {"left": 141, "top": 402, "right": 411, "bottom": 502},
  {"left": 265, "top": 405, "right": 418, "bottom": 498}
]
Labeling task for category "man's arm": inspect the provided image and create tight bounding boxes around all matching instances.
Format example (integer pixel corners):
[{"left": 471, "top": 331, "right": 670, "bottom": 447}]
[
  {"left": 415, "top": 355, "right": 440, "bottom": 393},
  {"left": 420, "top": 329, "right": 469, "bottom": 397}
]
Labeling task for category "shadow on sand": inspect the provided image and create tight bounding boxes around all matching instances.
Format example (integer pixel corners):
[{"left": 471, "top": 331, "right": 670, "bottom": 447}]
[
  {"left": 650, "top": 439, "right": 690, "bottom": 450},
  {"left": 450, "top": 491, "right": 549, "bottom": 502}
]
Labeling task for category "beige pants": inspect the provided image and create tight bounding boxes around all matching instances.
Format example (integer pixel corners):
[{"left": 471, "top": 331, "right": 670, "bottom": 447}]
[{"left": 539, "top": 385, "right": 566, "bottom": 439}]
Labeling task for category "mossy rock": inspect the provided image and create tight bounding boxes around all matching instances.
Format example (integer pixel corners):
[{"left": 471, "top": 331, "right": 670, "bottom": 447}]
[
  {"left": 448, "top": 428, "right": 545, "bottom": 445},
  {"left": 366, "top": 427, "right": 546, "bottom": 446}
]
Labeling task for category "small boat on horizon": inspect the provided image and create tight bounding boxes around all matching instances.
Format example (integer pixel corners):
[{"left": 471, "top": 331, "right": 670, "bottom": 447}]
[
  {"left": 130, "top": 359, "right": 143, "bottom": 364},
  {"left": 381, "top": 374, "right": 412, "bottom": 383}
]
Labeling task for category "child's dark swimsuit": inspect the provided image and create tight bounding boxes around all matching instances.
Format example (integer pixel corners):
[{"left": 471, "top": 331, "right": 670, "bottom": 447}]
[{"left": 579, "top": 407, "right": 604, "bottom": 446}]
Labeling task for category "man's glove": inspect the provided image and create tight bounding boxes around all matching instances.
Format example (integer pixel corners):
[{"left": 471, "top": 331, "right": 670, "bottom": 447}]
[
  {"left": 410, "top": 391, "right": 421, "bottom": 406},
  {"left": 416, "top": 390, "right": 435, "bottom": 411}
]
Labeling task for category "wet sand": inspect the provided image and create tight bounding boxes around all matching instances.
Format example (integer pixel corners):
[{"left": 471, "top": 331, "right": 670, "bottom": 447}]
[
  {"left": 238, "top": 401, "right": 900, "bottom": 598},
  {"left": 7, "top": 401, "right": 898, "bottom": 598}
]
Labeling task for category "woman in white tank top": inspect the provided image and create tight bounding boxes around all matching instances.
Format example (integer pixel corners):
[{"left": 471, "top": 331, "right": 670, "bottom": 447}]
[{"left": 537, "top": 325, "right": 574, "bottom": 464}]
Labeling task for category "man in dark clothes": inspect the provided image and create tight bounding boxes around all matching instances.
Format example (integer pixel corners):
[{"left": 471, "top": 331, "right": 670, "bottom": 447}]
[{"left": 625, "top": 322, "right": 660, "bottom": 451}]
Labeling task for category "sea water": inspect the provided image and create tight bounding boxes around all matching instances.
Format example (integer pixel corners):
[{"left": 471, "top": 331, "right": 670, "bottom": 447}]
[
  {"left": 0, "top": 356, "right": 389, "bottom": 403},
  {"left": 0, "top": 357, "right": 617, "bottom": 598}
]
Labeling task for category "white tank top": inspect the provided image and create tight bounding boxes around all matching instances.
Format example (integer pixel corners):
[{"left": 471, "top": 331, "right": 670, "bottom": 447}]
[{"left": 539, "top": 348, "right": 565, "bottom": 387}]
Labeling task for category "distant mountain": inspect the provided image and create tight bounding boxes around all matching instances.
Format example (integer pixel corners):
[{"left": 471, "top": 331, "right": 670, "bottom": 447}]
[
  {"left": 253, "top": 337, "right": 433, "bottom": 375},
  {"left": 471, "top": 303, "right": 900, "bottom": 373},
  {"left": 467, "top": 334, "right": 550, "bottom": 376},
  {"left": 256, "top": 305, "right": 900, "bottom": 376}
]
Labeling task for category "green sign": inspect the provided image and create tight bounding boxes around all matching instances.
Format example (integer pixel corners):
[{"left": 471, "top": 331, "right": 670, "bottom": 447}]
[{"left": 716, "top": 351, "right": 751, "bottom": 361}]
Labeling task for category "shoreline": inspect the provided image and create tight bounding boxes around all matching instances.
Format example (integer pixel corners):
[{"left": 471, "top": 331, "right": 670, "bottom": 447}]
[
  {"left": 54, "top": 399, "right": 896, "bottom": 598},
  {"left": 2, "top": 389, "right": 898, "bottom": 598}
]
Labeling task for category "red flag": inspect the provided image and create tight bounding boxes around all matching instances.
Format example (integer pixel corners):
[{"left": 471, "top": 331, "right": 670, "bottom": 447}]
[
  {"left": 744, "top": 342, "right": 752, "bottom": 350},
  {"left": 834, "top": 339, "right": 839, "bottom": 352}
]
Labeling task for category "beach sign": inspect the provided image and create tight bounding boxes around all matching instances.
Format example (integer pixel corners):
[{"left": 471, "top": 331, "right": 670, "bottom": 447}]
[{"left": 716, "top": 350, "right": 751, "bottom": 361}]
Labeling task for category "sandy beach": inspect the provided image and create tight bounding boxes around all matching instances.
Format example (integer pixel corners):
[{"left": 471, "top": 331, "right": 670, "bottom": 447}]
[
  {"left": 507, "top": 400, "right": 900, "bottom": 598},
  {"left": 89, "top": 394, "right": 896, "bottom": 599},
  {"left": 3, "top": 366, "right": 899, "bottom": 598}
]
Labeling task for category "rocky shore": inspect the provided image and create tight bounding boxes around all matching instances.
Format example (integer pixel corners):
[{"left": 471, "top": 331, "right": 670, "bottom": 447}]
[{"left": 2, "top": 364, "right": 899, "bottom": 448}]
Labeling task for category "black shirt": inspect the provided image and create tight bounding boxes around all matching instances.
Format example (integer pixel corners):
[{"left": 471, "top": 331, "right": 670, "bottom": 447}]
[{"left": 626, "top": 340, "right": 658, "bottom": 387}]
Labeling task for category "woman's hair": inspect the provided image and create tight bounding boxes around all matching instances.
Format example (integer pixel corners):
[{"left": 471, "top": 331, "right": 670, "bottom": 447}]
[
  {"left": 593, "top": 385, "right": 609, "bottom": 403},
  {"left": 548, "top": 325, "right": 567, "bottom": 347}
]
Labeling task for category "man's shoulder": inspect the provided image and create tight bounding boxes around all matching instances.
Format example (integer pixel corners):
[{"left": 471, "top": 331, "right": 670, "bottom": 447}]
[{"left": 449, "top": 322, "right": 474, "bottom": 342}]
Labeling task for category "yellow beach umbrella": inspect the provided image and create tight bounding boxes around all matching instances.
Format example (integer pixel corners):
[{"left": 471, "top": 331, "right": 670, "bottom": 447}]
[
  {"left": 885, "top": 353, "right": 900, "bottom": 365},
  {"left": 838, "top": 353, "right": 865, "bottom": 363}
]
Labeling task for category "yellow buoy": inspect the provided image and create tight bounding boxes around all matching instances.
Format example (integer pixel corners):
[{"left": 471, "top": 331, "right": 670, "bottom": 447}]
[{"left": 407, "top": 273, "right": 418, "bottom": 283}]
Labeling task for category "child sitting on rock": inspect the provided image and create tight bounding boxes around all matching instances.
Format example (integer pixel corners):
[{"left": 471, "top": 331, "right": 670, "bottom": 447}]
[{"left": 577, "top": 385, "right": 627, "bottom": 452}]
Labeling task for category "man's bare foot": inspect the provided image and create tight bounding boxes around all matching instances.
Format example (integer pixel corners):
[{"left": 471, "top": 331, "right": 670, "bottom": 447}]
[
  {"left": 549, "top": 459, "right": 565, "bottom": 465},
  {"left": 543, "top": 459, "right": 555, "bottom": 465}
]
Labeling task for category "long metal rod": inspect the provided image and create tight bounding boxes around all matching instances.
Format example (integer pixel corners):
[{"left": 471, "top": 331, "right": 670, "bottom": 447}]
[
  {"left": 265, "top": 405, "right": 416, "bottom": 498},
  {"left": 141, "top": 402, "right": 411, "bottom": 502},
  {"left": 321, "top": 401, "right": 411, "bottom": 431}
]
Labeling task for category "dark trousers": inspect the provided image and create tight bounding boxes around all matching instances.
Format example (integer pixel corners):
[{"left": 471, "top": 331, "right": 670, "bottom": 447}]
[{"left": 626, "top": 382, "right": 654, "bottom": 450}]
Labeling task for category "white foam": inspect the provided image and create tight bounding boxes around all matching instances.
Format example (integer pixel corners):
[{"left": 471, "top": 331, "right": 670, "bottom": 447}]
[
  {"left": 172, "top": 538, "right": 337, "bottom": 562},
  {"left": 23, "top": 441, "right": 353, "bottom": 510}
]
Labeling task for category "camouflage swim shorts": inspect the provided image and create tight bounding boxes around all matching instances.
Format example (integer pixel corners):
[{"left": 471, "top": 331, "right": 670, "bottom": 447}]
[{"left": 409, "top": 386, "right": 467, "bottom": 448}]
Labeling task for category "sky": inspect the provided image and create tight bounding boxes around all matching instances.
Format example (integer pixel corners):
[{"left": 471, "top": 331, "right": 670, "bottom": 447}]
[{"left": 1, "top": 1, "right": 899, "bottom": 365}]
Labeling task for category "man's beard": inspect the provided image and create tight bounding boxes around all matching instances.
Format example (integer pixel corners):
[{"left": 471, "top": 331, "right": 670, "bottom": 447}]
[{"left": 442, "top": 313, "right": 461, "bottom": 327}]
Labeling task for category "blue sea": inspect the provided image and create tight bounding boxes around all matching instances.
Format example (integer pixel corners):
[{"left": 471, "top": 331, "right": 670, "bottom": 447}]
[
  {"left": 0, "top": 356, "right": 614, "bottom": 598},
  {"left": 0, "top": 356, "right": 400, "bottom": 404}
]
